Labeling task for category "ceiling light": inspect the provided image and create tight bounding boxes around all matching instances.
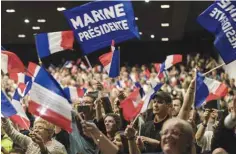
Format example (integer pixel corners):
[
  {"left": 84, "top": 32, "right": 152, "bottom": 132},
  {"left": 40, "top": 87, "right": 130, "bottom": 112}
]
[
  {"left": 37, "top": 19, "right": 46, "bottom": 23},
  {"left": 18, "top": 34, "right": 25, "bottom": 38},
  {"left": 145, "top": 0, "right": 150, "bottom": 3},
  {"left": 161, "top": 23, "right": 169, "bottom": 27},
  {"left": 135, "top": 17, "right": 138, "bottom": 20},
  {"left": 161, "top": 38, "right": 169, "bottom": 41},
  {"left": 139, "top": 32, "right": 142, "bottom": 35},
  {"left": 6, "top": 9, "right": 15, "bottom": 13},
  {"left": 24, "top": 19, "right": 30, "bottom": 23},
  {"left": 57, "top": 7, "right": 66, "bottom": 11},
  {"left": 150, "top": 34, "right": 155, "bottom": 38},
  {"left": 32, "top": 26, "right": 40, "bottom": 30},
  {"left": 161, "top": 5, "right": 170, "bottom": 9}
]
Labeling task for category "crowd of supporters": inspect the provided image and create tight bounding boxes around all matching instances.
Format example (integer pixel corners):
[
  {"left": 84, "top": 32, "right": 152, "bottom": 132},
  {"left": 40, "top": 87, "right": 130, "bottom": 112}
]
[{"left": 1, "top": 53, "right": 236, "bottom": 154}]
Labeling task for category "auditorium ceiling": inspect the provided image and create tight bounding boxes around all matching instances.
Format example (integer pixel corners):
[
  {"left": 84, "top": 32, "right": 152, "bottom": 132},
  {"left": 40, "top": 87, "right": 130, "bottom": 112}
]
[{"left": 2, "top": 1, "right": 214, "bottom": 44}]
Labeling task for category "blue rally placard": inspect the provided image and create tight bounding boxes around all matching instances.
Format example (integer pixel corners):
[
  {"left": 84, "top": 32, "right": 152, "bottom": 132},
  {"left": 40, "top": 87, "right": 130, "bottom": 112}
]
[
  {"left": 197, "top": 0, "right": 236, "bottom": 64},
  {"left": 63, "top": 0, "right": 140, "bottom": 55}
]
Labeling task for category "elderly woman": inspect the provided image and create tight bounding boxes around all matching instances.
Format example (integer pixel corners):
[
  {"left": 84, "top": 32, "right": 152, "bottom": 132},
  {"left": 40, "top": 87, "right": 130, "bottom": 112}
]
[
  {"left": 1, "top": 117, "right": 67, "bottom": 154},
  {"left": 128, "top": 117, "right": 194, "bottom": 154},
  {"left": 160, "top": 118, "right": 194, "bottom": 154}
]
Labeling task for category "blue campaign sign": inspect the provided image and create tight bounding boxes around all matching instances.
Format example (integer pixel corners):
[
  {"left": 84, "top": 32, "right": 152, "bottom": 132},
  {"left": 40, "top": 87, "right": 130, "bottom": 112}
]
[
  {"left": 197, "top": 0, "right": 236, "bottom": 64},
  {"left": 63, "top": 0, "right": 140, "bottom": 55}
]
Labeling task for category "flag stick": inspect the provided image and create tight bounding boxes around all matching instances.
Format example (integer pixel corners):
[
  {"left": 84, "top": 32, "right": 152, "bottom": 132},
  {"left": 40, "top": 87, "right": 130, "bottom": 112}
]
[
  {"left": 84, "top": 55, "right": 92, "bottom": 70},
  {"left": 131, "top": 113, "right": 140, "bottom": 127},
  {"left": 203, "top": 63, "right": 225, "bottom": 76},
  {"left": 34, "top": 34, "right": 43, "bottom": 66},
  {"left": 118, "top": 46, "right": 121, "bottom": 75}
]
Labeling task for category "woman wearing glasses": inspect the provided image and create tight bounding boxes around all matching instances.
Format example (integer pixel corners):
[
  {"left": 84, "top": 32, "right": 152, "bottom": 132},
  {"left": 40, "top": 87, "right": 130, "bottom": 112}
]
[{"left": 1, "top": 117, "right": 67, "bottom": 154}]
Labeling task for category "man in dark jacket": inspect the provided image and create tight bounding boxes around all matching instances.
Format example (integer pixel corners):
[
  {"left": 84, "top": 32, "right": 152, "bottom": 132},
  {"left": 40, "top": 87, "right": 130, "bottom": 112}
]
[
  {"left": 211, "top": 98, "right": 236, "bottom": 154},
  {"left": 140, "top": 91, "right": 172, "bottom": 153}
]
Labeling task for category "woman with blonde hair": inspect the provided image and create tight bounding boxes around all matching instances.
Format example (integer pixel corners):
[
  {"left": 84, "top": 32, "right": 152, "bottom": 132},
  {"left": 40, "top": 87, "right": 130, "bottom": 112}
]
[{"left": 1, "top": 117, "right": 67, "bottom": 154}]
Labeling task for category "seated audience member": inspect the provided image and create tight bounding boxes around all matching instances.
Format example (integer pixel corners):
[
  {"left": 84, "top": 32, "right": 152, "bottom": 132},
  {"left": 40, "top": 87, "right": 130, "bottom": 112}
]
[{"left": 1, "top": 117, "right": 67, "bottom": 154}]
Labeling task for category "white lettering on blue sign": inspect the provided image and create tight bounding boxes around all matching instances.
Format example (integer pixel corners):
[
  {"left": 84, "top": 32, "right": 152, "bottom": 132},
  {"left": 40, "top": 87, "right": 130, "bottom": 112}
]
[
  {"left": 70, "top": 3, "right": 126, "bottom": 30},
  {"left": 217, "top": 0, "right": 236, "bottom": 22},
  {"left": 209, "top": 7, "right": 236, "bottom": 48},
  {"left": 78, "top": 20, "right": 129, "bottom": 42}
]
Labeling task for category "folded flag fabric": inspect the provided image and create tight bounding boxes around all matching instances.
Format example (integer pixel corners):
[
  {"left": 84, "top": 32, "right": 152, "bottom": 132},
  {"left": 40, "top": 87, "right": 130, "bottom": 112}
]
[
  {"left": 63, "top": 61, "right": 74, "bottom": 68},
  {"left": 80, "top": 61, "right": 88, "bottom": 70},
  {"left": 144, "top": 68, "right": 151, "bottom": 79},
  {"left": 17, "top": 81, "right": 32, "bottom": 98},
  {"left": 63, "top": 86, "right": 86, "bottom": 102},
  {"left": 10, "top": 90, "right": 30, "bottom": 129},
  {"left": 99, "top": 40, "right": 120, "bottom": 78},
  {"left": 197, "top": 1, "right": 236, "bottom": 64},
  {"left": 140, "top": 82, "right": 163, "bottom": 113},
  {"left": 28, "top": 63, "right": 72, "bottom": 132},
  {"left": 154, "top": 63, "right": 165, "bottom": 79},
  {"left": 162, "top": 54, "right": 183, "bottom": 71},
  {"left": 9, "top": 73, "right": 31, "bottom": 84},
  {"left": 35, "top": 30, "right": 74, "bottom": 58},
  {"left": 1, "top": 51, "right": 25, "bottom": 74},
  {"left": 120, "top": 88, "right": 143, "bottom": 121},
  {"left": 27, "top": 62, "right": 41, "bottom": 78},
  {"left": 1, "top": 91, "right": 17, "bottom": 117},
  {"left": 195, "top": 72, "right": 228, "bottom": 107}
]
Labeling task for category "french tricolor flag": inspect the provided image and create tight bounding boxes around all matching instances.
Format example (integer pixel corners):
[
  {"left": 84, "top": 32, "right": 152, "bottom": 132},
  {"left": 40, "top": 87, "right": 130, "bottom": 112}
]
[
  {"left": 27, "top": 62, "right": 41, "bottom": 78},
  {"left": 63, "top": 86, "right": 86, "bottom": 102},
  {"left": 120, "top": 88, "right": 143, "bottom": 121},
  {"left": 35, "top": 31, "right": 74, "bottom": 58},
  {"left": 195, "top": 72, "right": 228, "bottom": 107},
  {"left": 99, "top": 40, "right": 120, "bottom": 78},
  {"left": 28, "top": 63, "right": 72, "bottom": 132},
  {"left": 163, "top": 54, "right": 182, "bottom": 70},
  {"left": 17, "top": 81, "right": 32, "bottom": 97},
  {"left": 154, "top": 63, "right": 165, "bottom": 79},
  {"left": 9, "top": 73, "right": 31, "bottom": 84},
  {"left": 1, "top": 51, "right": 25, "bottom": 74},
  {"left": 10, "top": 90, "right": 30, "bottom": 129},
  {"left": 1, "top": 91, "right": 17, "bottom": 117},
  {"left": 140, "top": 82, "right": 163, "bottom": 113}
]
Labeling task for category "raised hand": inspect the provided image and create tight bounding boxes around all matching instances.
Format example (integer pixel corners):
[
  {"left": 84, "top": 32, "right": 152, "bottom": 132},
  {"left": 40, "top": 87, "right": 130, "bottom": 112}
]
[
  {"left": 124, "top": 125, "right": 136, "bottom": 140},
  {"left": 29, "top": 131, "right": 47, "bottom": 153},
  {"left": 117, "top": 91, "right": 126, "bottom": 102}
]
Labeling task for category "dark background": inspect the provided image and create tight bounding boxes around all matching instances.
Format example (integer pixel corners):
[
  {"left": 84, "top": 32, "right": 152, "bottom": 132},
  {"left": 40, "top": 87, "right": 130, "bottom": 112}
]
[{"left": 2, "top": 1, "right": 217, "bottom": 67}]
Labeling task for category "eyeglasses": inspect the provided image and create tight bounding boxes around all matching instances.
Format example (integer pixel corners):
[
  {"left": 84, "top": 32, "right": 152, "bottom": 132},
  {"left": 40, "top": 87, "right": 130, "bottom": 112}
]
[{"left": 160, "top": 129, "right": 183, "bottom": 137}]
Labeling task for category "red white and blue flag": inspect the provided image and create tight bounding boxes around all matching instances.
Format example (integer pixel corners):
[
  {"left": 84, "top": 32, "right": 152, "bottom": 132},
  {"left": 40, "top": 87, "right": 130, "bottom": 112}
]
[
  {"left": 1, "top": 51, "right": 25, "bottom": 74},
  {"left": 120, "top": 88, "right": 143, "bottom": 121},
  {"left": 1, "top": 91, "right": 17, "bottom": 117},
  {"left": 161, "top": 54, "right": 182, "bottom": 72},
  {"left": 9, "top": 73, "right": 31, "bottom": 85},
  {"left": 10, "top": 90, "right": 30, "bottom": 129},
  {"left": 35, "top": 31, "right": 74, "bottom": 58},
  {"left": 27, "top": 63, "right": 72, "bottom": 132},
  {"left": 63, "top": 86, "right": 86, "bottom": 102},
  {"left": 99, "top": 40, "right": 120, "bottom": 78},
  {"left": 195, "top": 72, "right": 228, "bottom": 107}
]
